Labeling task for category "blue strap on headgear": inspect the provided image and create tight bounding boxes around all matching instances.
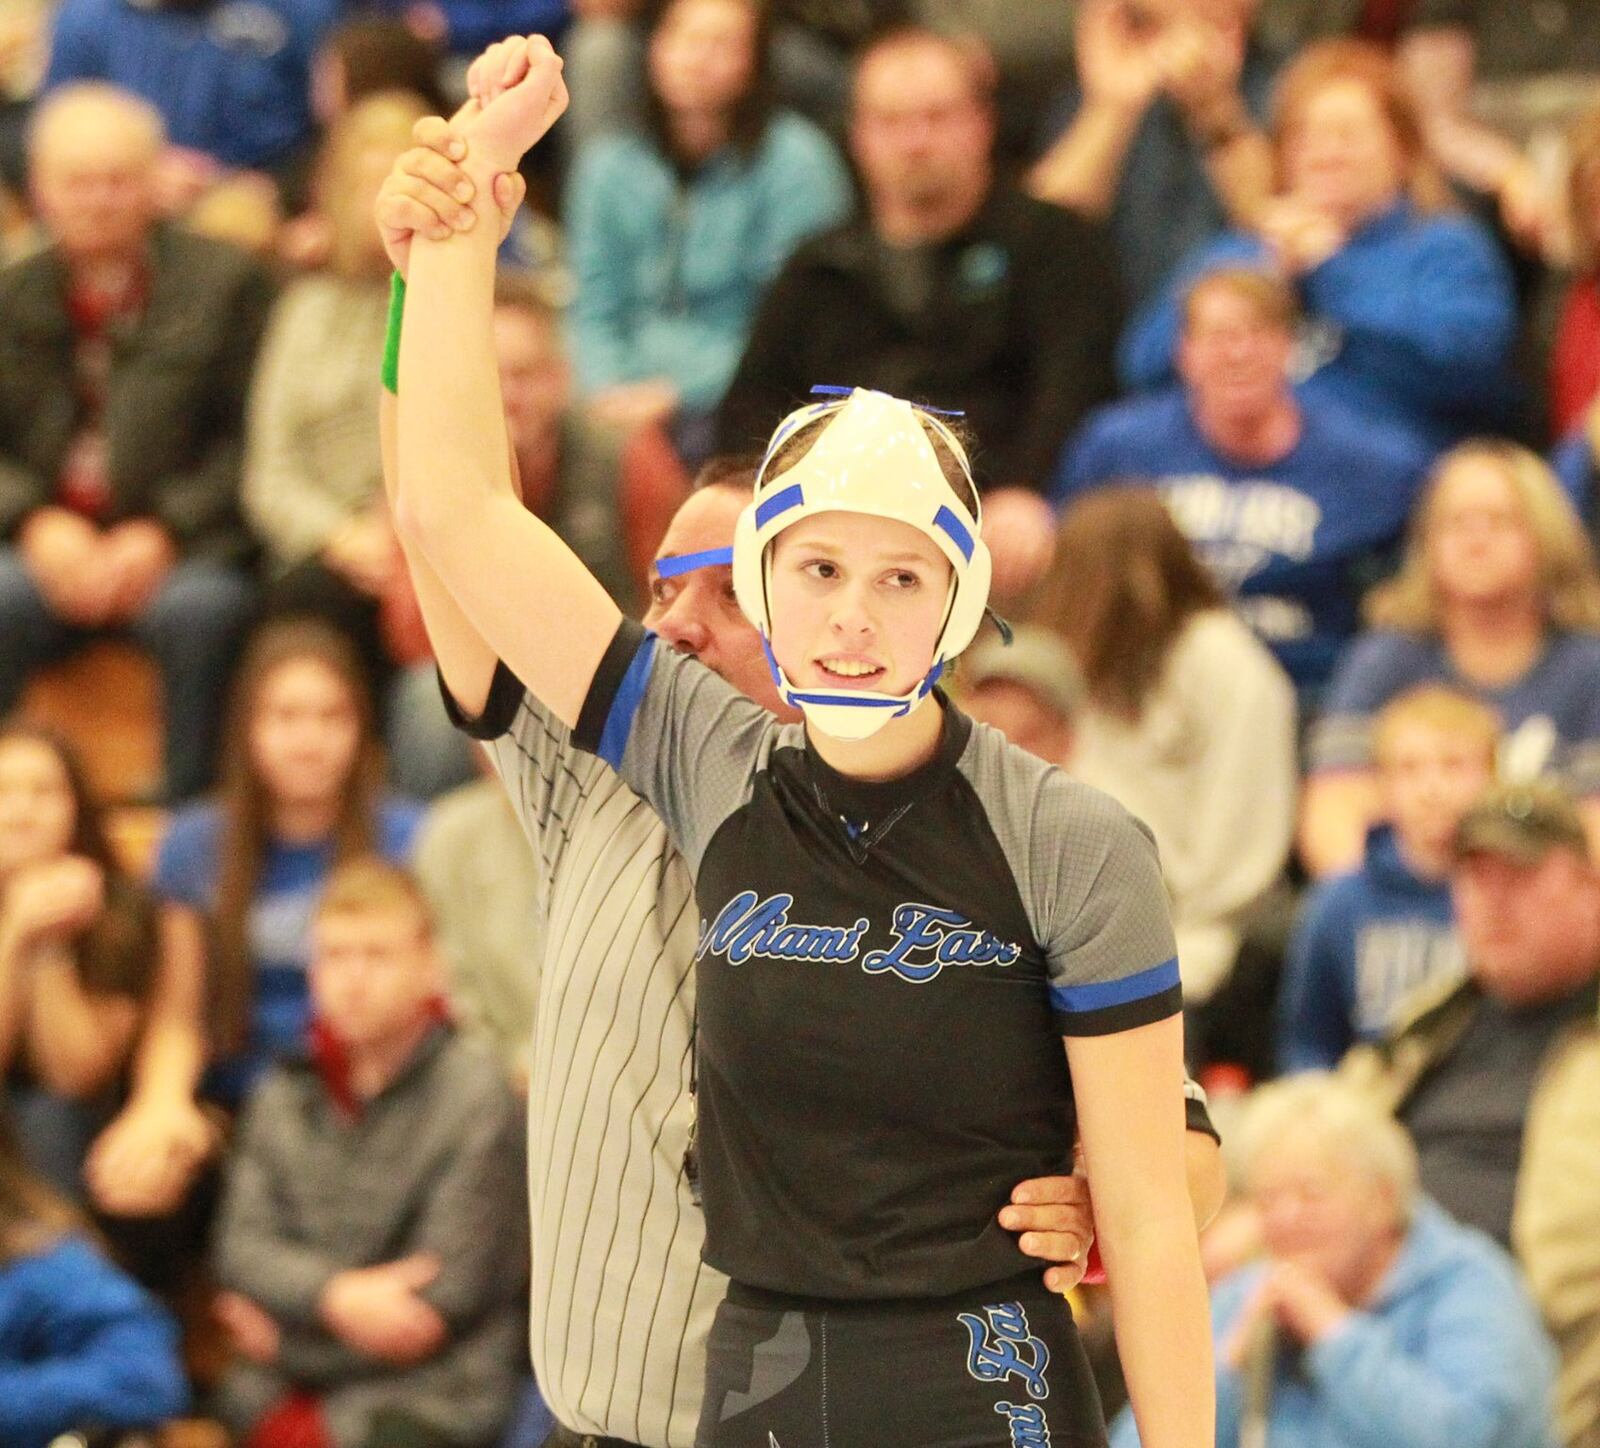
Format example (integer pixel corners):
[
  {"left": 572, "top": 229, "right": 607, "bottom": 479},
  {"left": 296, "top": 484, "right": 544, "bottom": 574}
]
[{"left": 655, "top": 547, "right": 735, "bottom": 578}]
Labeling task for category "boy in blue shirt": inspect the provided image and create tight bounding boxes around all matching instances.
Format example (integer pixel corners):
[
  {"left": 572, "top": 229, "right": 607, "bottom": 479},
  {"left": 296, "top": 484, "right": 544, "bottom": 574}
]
[{"left": 1279, "top": 684, "right": 1499, "bottom": 1072}]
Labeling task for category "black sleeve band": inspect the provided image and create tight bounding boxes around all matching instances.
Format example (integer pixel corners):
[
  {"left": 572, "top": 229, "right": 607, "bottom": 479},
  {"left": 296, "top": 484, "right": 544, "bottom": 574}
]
[
  {"left": 438, "top": 661, "right": 525, "bottom": 740},
  {"left": 1185, "top": 1090, "right": 1221, "bottom": 1145},
  {"left": 573, "top": 618, "right": 649, "bottom": 756}
]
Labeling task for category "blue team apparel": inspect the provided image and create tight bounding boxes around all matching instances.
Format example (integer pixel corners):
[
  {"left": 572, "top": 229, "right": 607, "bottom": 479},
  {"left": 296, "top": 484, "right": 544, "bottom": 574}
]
[
  {"left": 1278, "top": 825, "right": 1465, "bottom": 1073},
  {"left": 1310, "top": 631, "right": 1600, "bottom": 796},
  {"left": 702, "top": 1274, "right": 1105, "bottom": 1448},
  {"left": 0, "top": 1236, "right": 188, "bottom": 1446},
  {"left": 1116, "top": 201, "right": 1520, "bottom": 453},
  {"left": 1051, "top": 389, "right": 1427, "bottom": 692},
  {"left": 570, "top": 617, "right": 1181, "bottom": 1304},
  {"left": 153, "top": 798, "right": 422, "bottom": 1104},
  {"left": 45, "top": 0, "right": 338, "bottom": 171}
]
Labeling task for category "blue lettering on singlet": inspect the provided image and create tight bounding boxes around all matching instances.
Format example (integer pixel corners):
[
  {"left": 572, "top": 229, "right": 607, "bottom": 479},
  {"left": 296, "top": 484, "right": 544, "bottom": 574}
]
[
  {"left": 961, "top": 1301, "right": 1051, "bottom": 1401},
  {"left": 993, "top": 1402, "right": 1052, "bottom": 1448},
  {"left": 697, "top": 893, "right": 1021, "bottom": 983}
]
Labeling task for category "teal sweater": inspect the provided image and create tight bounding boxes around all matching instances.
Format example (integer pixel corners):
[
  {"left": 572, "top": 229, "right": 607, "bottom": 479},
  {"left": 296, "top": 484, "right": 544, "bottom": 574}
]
[{"left": 566, "top": 112, "right": 853, "bottom": 414}]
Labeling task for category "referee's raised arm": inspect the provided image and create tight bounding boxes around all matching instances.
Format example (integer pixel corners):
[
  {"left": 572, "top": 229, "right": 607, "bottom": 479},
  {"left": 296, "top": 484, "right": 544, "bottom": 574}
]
[{"left": 393, "top": 36, "right": 622, "bottom": 731}]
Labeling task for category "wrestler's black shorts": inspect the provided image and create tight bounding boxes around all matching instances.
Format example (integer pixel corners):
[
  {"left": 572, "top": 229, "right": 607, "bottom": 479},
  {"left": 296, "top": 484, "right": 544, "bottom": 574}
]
[{"left": 696, "top": 1271, "right": 1106, "bottom": 1448}]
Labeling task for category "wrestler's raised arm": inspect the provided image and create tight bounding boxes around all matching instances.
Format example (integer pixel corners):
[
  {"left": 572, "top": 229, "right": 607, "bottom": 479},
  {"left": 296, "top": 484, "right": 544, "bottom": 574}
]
[{"left": 392, "top": 37, "right": 619, "bottom": 729}]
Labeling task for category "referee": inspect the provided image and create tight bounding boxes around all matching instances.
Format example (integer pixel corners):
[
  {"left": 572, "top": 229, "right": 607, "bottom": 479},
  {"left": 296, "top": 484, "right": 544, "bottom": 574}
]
[{"left": 374, "top": 125, "right": 1225, "bottom": 1448}]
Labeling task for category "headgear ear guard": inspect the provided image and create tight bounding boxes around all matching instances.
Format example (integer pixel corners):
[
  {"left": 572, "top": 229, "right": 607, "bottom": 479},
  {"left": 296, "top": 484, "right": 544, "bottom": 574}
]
[{"left": 732, "top": 387, "right": 992, "bottom": 741}]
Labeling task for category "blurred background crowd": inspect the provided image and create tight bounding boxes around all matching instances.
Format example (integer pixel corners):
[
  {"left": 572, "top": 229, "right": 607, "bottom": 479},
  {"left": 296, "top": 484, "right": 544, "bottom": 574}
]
[{"left": 0, "top": 0, "right": 1598, "bottom": 1445}]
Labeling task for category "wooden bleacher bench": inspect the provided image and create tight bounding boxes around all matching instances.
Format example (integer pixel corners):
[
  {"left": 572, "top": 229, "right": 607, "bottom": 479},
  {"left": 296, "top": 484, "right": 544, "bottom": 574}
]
[{"left": 20, "top": 641, "right": 163, "bottom": 807}]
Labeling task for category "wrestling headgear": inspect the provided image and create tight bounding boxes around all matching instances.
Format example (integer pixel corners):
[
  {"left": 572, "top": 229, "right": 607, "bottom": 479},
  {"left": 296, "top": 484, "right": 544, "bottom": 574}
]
[{"left": 732, "top": 387, "right": 992, "bottom": 741}]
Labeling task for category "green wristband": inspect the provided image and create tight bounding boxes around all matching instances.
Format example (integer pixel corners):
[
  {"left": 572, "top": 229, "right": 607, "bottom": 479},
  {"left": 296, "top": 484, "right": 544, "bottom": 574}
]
[{"left": 381, "top": 271, "right": 406, "bottom": 395}]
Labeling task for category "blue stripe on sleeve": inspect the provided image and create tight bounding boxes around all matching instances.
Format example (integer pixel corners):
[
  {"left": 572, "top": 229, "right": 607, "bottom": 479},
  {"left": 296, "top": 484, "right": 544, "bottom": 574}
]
[
  {"left": 597, "top": 634, "right": 658, "bottom": 771},
  {"left": 1050, "top": 956, "right": 1181, "bottom": 1016}
]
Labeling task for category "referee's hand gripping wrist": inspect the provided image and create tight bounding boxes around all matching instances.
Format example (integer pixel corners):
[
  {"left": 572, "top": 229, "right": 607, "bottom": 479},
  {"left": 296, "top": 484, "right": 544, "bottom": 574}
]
[{"left": 374, "top": 116, "right": 526, "bottom": 281}]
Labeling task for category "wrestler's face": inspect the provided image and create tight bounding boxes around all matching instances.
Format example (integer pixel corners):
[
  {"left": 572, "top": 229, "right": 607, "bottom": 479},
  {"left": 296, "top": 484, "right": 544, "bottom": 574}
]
[
  {"left": 646, "top": 488, "right": 790, "bottom": 718},
  {"left": 766, "top": 512, "right": 952, "bottom": 699}
]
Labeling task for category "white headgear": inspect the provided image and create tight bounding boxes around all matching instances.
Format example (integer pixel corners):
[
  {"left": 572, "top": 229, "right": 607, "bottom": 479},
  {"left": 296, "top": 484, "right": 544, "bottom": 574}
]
[{"left": 732, "top": 387, "right": 992, "bottom": 741}]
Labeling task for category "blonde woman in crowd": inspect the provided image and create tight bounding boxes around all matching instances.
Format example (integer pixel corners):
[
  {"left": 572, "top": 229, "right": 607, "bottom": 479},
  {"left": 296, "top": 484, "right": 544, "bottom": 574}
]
[
  {"left": 244, "top": 91, "right": 432, "bottom": 703},
  {"left": 1113, "top": 1074, "right": 1556, "bottom": 1448},
  {"left": 1303, "top": 442, "right": 1600, "bottom": 875}
]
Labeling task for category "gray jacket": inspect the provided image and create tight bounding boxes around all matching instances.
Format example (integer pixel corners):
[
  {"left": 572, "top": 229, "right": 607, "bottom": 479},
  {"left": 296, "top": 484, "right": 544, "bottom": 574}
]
[{"left": 213, "top": 1025, "right": 528, "bottom": 1448}]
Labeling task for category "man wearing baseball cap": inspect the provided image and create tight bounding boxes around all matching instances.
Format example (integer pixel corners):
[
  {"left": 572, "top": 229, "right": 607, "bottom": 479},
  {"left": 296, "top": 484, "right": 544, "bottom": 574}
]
[{"left": 1341, "top": 780, "right": 1600, "bottom": 1249}]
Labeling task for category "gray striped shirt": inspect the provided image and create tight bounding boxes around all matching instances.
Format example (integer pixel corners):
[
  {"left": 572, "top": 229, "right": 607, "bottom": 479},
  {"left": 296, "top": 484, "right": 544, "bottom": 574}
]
[{"left": 478, "top": 680, "right": 722, "bottom": 1448}]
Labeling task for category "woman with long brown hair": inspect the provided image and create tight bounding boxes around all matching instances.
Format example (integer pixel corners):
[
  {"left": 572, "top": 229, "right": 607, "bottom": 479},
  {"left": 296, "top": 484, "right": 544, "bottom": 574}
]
[
  {"left": 1033, "top": 487, "right": 1297, "bottom": 1005},
  {"left": 0, "top": 722, "right": 158, "bottom": 1197},
  {"left": 1303, "top": 440, "right": 1600, "bottom": 875},
  {"left": 0, "top": 1098, "right": 188, "bottom": 1441},
  {"left": 1119, "top": 38, "right": 1519, "bottom": 452},
  {"left": 84, "top": 618, "right": 421, "bottom": 1221}
]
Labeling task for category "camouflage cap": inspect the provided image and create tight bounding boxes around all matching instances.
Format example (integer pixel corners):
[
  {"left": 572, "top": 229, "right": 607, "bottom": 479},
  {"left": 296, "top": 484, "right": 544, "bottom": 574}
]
[{"left": 1452, "top": 780, "right": 1590, "bottom": 865}]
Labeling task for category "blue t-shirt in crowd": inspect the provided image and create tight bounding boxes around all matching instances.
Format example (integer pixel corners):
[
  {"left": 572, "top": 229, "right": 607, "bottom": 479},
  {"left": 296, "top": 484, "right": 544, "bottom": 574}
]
[
  {"left": 1051, "top": 388, "right": 1427, "bottom": 693},
  {"left": 1310, "top": 630, "right": 1600, "bottom": 796},
  {"left": 153, "top": 797, "right": 422, "bottom": 1105},
  {"left": 44, "top": 0, "right": 339, "bottom": 171},
  {"left": 1116, "top": 201, "right": 1521, "bottom": 454},
  {"left": 1551, "top": 429, "right": 1597, "bottom": 527},
  {"left": 1278, "top": 825, "right": 1465, "bottom": 1073}
]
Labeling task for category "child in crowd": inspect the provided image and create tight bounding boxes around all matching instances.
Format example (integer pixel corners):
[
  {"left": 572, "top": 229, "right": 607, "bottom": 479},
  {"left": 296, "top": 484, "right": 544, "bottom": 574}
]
[
  {"left": 84, "top": 620, "right": 421, "bottom": 1226},
  {"left": 0, "top": 1098, "right": 187, "bottom": 1444},
  {"left": 0, "top": 723, "right": 157, "bottom": 1198},
  {"left": 212, "top": 857, "right": 525, "bottom": 1448},
  {"left": 1279, "top": 685, "right": 1498, "bottom": 1072}
]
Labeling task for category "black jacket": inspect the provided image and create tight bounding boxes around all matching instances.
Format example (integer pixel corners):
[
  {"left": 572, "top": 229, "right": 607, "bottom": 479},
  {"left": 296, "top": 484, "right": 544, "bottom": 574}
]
[
  {"left": 713, "top": 183, "right": 1122, "bottom": 491},
  {"left": 0, "top": 224, "right": 274, "bottom": 564}
]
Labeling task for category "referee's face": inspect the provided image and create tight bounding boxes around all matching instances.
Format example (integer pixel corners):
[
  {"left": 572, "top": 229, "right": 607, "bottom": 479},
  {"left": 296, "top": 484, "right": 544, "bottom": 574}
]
[{"left": 646, "top": 487, "right": 793, "bottom": 719}]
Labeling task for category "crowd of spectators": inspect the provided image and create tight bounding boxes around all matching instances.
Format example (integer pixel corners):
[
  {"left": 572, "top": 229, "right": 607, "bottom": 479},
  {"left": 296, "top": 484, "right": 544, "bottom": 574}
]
[{"left": 0, "top": 0, "right": 1598, "bottom": 1445}]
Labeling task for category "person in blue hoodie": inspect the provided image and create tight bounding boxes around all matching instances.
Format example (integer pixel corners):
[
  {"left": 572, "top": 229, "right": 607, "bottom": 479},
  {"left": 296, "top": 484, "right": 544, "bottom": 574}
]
[
  {"left": 1052, "top": 265, "right": 1427, "bottom": 702},
  {"left": 565, "top": 0, "right": 852, "bottom": 460},
  {"left": 1117, "top": 38, "right": 1519, "bottom": 455},
  {"left": 1113, "top": 1072, "right": 1556, "bottom": 1448},
  {"left": 1279, "top": 685, "right": 1498, "bottom": 1073},
  {"left": 0, "top": 1100, "right": 187, "bottom": 1447}
]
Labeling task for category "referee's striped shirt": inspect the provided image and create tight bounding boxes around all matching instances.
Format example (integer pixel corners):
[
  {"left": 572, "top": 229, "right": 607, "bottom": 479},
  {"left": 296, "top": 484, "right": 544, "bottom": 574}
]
[{"left": 458, "top": 667, "right": 725, "bottom": 1448}]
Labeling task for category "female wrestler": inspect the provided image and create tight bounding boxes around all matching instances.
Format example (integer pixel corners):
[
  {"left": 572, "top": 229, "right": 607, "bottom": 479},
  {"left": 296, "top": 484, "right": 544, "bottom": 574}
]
[{"left": 387, "top": 36, "right": 1213, "bottom": 1448}]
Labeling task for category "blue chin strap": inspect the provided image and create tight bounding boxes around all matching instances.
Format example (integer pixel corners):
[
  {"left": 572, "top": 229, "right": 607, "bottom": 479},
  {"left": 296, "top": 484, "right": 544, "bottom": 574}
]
[{"left": 758, "top": 633, "right": 945, "bottom": 720}]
